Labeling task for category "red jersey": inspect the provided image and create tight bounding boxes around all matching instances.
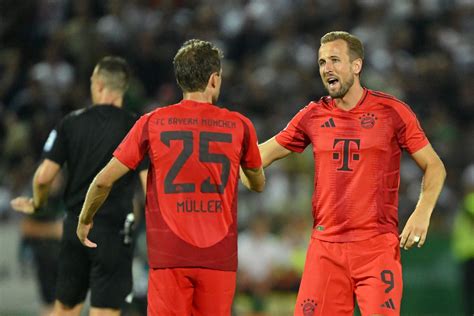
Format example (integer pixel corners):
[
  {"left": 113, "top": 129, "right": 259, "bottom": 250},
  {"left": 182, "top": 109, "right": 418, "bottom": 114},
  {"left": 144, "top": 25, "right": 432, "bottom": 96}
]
[
  {"left": 276, "top": 89, "right": 429, "bottom": 242},
  {"left": 114, "top": 100, "right": 262, "bottom": 270}
]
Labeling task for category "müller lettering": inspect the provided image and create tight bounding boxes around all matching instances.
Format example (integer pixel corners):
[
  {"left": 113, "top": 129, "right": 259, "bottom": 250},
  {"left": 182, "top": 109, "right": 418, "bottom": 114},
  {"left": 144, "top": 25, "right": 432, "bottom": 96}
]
[{"left": 177, "top": 199, "right": 223, "bottom": 213}]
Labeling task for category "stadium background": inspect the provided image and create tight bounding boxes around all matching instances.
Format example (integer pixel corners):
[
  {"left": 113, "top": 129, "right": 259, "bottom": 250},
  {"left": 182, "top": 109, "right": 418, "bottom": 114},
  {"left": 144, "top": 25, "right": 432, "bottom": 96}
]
[{"left": 0, "top": 0, "right": 472, "bottom": 315}]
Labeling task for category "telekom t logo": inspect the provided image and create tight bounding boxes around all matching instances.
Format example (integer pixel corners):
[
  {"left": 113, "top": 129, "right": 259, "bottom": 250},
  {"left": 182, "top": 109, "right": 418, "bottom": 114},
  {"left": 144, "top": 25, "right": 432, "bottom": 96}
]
[{"left": 332, "top": 138, "right": 361, "bottom": 171}]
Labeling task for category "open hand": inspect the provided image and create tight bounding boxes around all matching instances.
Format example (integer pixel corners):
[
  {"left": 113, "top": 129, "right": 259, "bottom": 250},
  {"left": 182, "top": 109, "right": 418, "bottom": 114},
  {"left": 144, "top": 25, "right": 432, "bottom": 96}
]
[{"left": 10, "top": 197, "right": 35, "bottom": 214}]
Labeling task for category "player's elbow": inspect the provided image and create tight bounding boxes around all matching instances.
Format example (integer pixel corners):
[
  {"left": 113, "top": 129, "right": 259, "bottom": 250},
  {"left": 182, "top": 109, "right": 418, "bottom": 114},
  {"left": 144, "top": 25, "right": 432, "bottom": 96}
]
[
  {"left": 243, "top": 167, "right": 265, "bottom": 193},
  {"left": 249, "top": 176, "right": 265, "bottom": 193},
  {"left": 34, "top": 170, "right": 55, "bottom": 188},
  {"left": 93, "top": 174, "right": 114, "bottom": 190},
  {"left": 431, "top": 156, "right": 447, "bottom": 181},
  {"left": 34, "top": 174, "right": 52, "bottom": 187},
  {"left": 438, "top": 159, "right": 447, "bottom": 181},
  {"left": 252, "top": 183, "right": 265, "bottom": 193}
]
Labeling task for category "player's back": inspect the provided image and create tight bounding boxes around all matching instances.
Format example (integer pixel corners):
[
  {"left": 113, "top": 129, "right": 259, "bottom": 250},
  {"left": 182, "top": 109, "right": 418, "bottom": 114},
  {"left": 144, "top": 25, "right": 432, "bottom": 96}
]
[
  {"left": 143, "top": 99, "right": 256, "bottom": 270},
  {"left": 46, "top": 105, "right": 139, "bottom": 229}
]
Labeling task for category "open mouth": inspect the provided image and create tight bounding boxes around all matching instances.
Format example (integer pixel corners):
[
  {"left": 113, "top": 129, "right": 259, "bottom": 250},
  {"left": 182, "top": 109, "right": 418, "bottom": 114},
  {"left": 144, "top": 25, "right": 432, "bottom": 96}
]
[{"left": 327, "top": 77, "right": 339, "bottom": 87}]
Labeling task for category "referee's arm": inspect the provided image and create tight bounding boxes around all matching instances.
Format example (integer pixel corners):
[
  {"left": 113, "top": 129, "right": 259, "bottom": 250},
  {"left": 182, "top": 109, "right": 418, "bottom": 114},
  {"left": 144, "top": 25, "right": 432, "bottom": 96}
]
[
  {"left": 10, "top": 159, "right": 61, "bottom": 214},
  {"left": 33, "top": 159, "right": 61, "bottom": 209},
  {"left": 77, "top": 157, "right": 131, "bottom": 248}
]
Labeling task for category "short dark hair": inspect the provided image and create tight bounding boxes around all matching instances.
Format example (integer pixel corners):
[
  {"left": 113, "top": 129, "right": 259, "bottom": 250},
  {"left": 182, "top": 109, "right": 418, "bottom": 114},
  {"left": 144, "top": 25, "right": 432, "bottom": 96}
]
[
  {"left": 95, "top": 56, "right": 130, "bottom": 92},
  {"left": 173, "top": 39, "right": 223, "bottom": 93},
  {"left": 321, "top": 31, "right": 364, "bottom": 61}
]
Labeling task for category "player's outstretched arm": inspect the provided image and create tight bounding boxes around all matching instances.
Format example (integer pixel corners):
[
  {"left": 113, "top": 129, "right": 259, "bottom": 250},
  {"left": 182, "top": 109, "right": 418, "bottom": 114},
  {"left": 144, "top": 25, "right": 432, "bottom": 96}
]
[
  {"left": 77, "top": 157, "right": 131, "bottom": 248},
  {"left": 240, "top": 167, "right": 265, "bottom": 192},
  {"left": 259, "top": 137, "right": 292, "bottom": 168},
  {"left": 400, "top": 144, "right": 446, "bottom": 250},
  {"left": 10, "top": 159, "right": 61, "bottom": 214}
]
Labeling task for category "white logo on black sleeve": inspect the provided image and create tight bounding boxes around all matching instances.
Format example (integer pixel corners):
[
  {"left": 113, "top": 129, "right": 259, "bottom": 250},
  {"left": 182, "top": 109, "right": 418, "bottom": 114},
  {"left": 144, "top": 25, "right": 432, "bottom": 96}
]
[{"left": 43, "top": 130, "right": 57, "bottom": 152}]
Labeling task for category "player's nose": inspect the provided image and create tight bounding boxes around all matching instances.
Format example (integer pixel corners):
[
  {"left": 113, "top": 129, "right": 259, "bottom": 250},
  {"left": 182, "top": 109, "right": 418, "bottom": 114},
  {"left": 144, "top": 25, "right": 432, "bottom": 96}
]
[{"left": 322, "top": 63, "right": 334, "bottom": 74}]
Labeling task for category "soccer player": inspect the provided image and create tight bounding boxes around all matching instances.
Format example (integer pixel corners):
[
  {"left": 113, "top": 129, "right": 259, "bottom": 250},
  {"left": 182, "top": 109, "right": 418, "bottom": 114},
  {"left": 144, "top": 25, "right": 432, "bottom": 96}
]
[
  {"left": 259, "top": 31, "right": 446, "bottom": 316},
  {"left": 11, "top": 56, "right": 147, "bottom": 316},
  {"left": 76, "top": 39, "right": 265, "bottom": 316}
]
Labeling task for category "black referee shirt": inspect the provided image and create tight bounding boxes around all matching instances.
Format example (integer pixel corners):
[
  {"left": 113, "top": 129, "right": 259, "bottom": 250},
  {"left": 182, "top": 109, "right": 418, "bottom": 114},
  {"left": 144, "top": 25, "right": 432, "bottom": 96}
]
[{"left": 43, "top": 104, "right": 146, "bottom": 230}]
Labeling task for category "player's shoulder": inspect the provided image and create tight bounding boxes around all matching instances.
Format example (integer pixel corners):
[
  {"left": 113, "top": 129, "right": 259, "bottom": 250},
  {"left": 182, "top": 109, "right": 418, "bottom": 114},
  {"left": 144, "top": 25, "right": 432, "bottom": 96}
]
[
  {"left": 133, "top": 103, "right": 188, "bottom": 128},
  {"left": 229, "top": 108, "right": 264, "bottom": 134},
  {"left": 225, "top": 107, "right": 251, "bottom": 123},
  {"left": 63, "top": 107, "right": 88, "bottom": 122},
  {"left": 145, "top": 102, "right": 184, "bottom": 117},
  {"left": 310, "top": 98, "right": 328, "bottom": 111},
  {"left": 58, "top": 107, "right": 90, "bottom": 130},
  {"left": 118, "top": 107, "right": 138, "bottom": 119},
  {"left": 368, "top": 90, "right": 416, "bottom": 121},
  {"left": 290, "top": 100, "right": 322, "bottom": 120},
  {"left": 138, "top": 104, "right": 173, "bottom": 120},
  {"left": 368, "top": 90, "right": 411, "bottom": 112},
  {"left": 208, "top": 104, "right": 255, "bottom": 127}
]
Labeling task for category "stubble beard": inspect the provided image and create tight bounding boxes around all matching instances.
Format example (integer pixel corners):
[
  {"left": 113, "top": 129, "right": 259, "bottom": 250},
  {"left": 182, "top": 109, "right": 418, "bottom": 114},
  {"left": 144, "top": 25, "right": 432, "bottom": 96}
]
[{"left": 326, "top": 74, "right": 355, "bottom": 99}]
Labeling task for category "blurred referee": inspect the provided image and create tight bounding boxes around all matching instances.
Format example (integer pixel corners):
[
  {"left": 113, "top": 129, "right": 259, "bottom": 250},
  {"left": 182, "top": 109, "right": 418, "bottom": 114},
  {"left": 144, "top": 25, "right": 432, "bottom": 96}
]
[{"left": 11, "top": 56, "right": 147, "bottom": 316}]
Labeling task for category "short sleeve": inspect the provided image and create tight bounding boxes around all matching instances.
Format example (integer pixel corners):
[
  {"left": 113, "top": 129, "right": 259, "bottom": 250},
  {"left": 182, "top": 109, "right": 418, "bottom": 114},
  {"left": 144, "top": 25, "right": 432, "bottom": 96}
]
[
  {"left": 114, "top": 114, "right": 150, "bottom": 170},
  {"left": 239, "top": 116, "right": 262, "bottom": 169},
  {"left": 275, "top": 106, "right": 311, "bottom": 153},
  {"left": 393, "top": 103, "right": 429, "bottom": 154},
  {"left": 43, "top": 120, "right": 67, "bottom": 165}
]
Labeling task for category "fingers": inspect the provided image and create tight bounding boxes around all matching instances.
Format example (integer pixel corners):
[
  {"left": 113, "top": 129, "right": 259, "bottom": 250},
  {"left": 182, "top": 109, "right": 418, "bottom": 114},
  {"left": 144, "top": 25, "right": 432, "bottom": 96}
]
[
  {"left": 400, "top": 231, "right": 425, "bottom": 250},
  {"left": 417, "top": 234, "right": 426, "bottom": 248},
  {"left": 76, "top": 222, "right": 97, "bottom": 248},
  {"left": 10, "top": 197, "right": 35, "bottom": 214},
  {"left": 398, "top": 231, "right": 408, "bottom": 248},
  {"left": 77, "top": 231, "right": 97, "bottom": 248},
  {"left": 10, "top": 197, "right": 23, "bottom": 209},
  {"left": 405, "top": 234, "right": 416, "bottom": 250}
]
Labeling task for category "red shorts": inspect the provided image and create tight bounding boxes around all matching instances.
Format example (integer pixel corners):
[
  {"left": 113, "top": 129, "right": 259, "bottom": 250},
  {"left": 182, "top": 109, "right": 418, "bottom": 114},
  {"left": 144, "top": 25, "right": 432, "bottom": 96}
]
[
  {"left": 147, "top": 267, "right": 236, "bottom": 316},
  {"left": 295, "top": 233, "right": 402, "bottom": 316}
]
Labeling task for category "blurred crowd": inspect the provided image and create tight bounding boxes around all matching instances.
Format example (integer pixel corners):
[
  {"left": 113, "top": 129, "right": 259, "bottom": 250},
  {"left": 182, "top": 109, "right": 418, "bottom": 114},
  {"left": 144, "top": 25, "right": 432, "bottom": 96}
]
[{"left": 1, "top": 0, "right": 473, "bottom": 314}]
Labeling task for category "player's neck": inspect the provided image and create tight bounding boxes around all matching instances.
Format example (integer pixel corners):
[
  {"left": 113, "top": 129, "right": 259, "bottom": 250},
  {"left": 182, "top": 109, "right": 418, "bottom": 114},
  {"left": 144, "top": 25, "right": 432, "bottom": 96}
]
[
  {"left": 96, "top": 92, "right": 123, "bottom": 108},
  {"left": 182, "top": 91, "right": 213, "bottom": 104},
  {"left": 334, "top": 83, "right": 364, "bottom": 111}
]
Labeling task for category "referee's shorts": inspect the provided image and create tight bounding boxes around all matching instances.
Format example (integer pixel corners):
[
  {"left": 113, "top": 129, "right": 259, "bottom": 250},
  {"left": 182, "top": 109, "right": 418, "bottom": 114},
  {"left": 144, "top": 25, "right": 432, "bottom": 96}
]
[{"left": 56, "top": 225, "right": 134, "bottom": 309}]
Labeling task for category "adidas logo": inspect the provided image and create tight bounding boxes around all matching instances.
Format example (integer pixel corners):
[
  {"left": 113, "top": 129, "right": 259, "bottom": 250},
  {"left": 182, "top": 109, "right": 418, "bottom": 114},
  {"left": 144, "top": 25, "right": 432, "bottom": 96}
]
[
  {"left": 320, "top": 118, "right": 336, "bottom": 128},
  {"left": 380, "top": 298, "right": 395, "bottom": 310}
]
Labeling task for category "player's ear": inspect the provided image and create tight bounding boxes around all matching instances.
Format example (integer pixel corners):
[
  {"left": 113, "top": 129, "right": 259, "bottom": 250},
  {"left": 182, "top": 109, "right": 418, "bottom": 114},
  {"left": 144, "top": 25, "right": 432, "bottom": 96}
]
[
  {"left": 96, "top": 78, "right": 105, "bottom": 92},
  {"left": 209, "top": 72, "right": 219, "bottom": 88},
  {"left": 352, "top": 58, "right": 363, "bottom": 75}
]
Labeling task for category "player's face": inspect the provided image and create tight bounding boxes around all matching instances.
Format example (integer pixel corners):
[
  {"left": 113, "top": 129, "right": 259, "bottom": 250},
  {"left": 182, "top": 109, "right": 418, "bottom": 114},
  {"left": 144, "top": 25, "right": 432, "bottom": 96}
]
[{"left": 318, "top": 40, "right": 356, "bottom": 99}]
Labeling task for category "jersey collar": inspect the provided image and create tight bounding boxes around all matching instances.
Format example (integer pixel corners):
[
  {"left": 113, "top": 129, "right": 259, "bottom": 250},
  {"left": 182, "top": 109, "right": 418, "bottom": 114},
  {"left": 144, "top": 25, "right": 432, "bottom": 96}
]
[{"left": 327, "top": 87, "right": 369, "bottom": 112}]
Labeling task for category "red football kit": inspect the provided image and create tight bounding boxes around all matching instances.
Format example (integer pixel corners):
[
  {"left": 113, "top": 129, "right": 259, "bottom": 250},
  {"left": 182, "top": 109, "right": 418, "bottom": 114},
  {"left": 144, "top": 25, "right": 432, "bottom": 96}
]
[
  {"left": 114, "top": 100, "right": 262, "bottom": 315},
  {"left": 276, "top": 89, "right": 429, "bottom": 316}
]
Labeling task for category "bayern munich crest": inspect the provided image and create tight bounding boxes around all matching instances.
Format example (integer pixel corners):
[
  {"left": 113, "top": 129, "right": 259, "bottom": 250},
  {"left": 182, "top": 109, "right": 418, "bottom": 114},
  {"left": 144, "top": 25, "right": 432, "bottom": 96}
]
[
  {"left": 359, "top": 113, "right": 377, "bottom": 129},
  {"left": 301, "top": 299, "right": 317, "bottom": 316}
]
